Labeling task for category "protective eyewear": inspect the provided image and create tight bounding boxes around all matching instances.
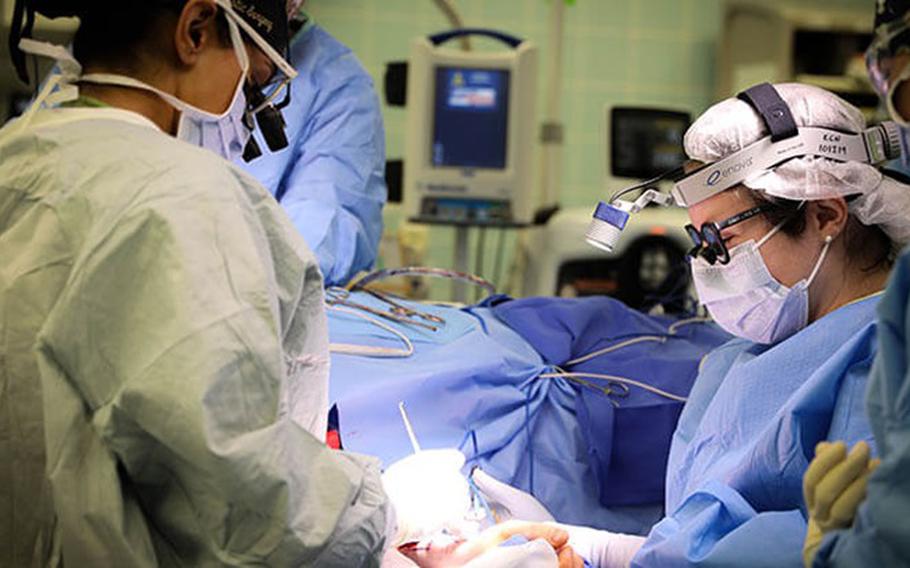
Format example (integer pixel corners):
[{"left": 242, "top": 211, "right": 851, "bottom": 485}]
[
  {"left": 217, "top": 0, "right": 296, "bottom": 160},
  {"left": 257, "top": 75, "right": 292, "bottom": 112},
  {"left": 684, "top": 204, "right": 772, "bottom": 265},
  {"left": 866, "top": 11, "right": 910, "bottom": 97},
  {"left": 217, "top": 0, "right": 296, "bottom": 81}
]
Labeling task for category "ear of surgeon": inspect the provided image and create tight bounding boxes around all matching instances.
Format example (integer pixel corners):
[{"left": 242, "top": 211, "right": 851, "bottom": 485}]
[
  {"left": 686, "top": 187, "right": 885, "bottom": 324},
  {"left": 78, "top": 0, "right": 273, "bottom": 136}
]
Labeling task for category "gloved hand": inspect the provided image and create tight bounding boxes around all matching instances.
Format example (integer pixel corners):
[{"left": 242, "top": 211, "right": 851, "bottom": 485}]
[
  {"left": 802, "top": 441, "right": 881, "bottom": 568},
  {"left": 549, "top": 524, "right": 645, "bottom": 568},
  {"left": 399, "top": 520, "right": 584, "bottom": 568},
  {"left": 470, "top": 468, "right": 555, "bottom": 523},
  {"left": 383, "top": 449, "right": 474, "bottom": 546},
  {"left": 469, "top": 468, "right": 644, "bottom": 567}
]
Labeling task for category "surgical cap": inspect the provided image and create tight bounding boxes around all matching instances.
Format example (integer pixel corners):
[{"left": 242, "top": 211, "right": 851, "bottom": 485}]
[{"left": 684, "top": 82, "right": 910, "bottom": 246}]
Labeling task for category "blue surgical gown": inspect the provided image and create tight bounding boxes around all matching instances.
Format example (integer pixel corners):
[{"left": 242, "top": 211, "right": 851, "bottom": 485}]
[
  {"left": 632, "top": 295, "right": 880, "bottom": 567},
  {"left": 241, "top": 22, "right": 387, "bottom": 286},
  {"left": 813, "top": 252, "right": 910, "bottom": 566}
]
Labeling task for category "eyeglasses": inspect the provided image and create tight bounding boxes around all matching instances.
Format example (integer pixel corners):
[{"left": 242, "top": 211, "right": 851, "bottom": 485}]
[
  {"left": 685, "top": 204, "right": 772, "bottom": 265},
  {"left": 256, "top": 75, "right": 292, "bottom": 112}
]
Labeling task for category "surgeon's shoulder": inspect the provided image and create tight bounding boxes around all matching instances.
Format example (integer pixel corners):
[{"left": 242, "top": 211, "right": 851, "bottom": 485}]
[
  {"left": 5, "top": 112, "right": 267, "bottom": 210},
  {"left": 697, "top": 336, "right": 754, "bottom": 374},
  {"left": 296, "top": 24, "right": 373, "bottom": 86}
]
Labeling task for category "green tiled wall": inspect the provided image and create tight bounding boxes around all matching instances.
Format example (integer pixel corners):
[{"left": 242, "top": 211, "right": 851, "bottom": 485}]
[{"left": 306, "top": 0, "right": 875, "bottom": 295}]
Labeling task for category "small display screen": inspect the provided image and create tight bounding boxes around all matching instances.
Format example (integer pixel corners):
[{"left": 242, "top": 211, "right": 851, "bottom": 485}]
[
  {"left": 432, "top": 67, "right": 510, "bottom": 169},
  {"left": 611, "top": 108, "right": 690, "bottom": 179}
]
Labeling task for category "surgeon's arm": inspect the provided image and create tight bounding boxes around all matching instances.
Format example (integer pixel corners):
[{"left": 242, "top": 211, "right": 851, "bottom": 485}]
[
  {"left": 633, "top": 356, "right": 876, "bottom": 567},
  {"left": 811, "top": 258, "right": 910, "bottom": 567},
  {"left": 279, "top": 59, "right": 387, "bottom": 286},
  {"left": 37, "top": 194, "right": 392, "bottom": 565}
]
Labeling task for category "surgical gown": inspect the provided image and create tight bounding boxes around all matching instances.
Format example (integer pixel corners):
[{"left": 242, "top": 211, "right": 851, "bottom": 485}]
[
  {"left": 812, "top": 251, "right": 910, "bottom": 567},
  {"left": 241, "top": 21, "right": 387, "bottom": 286},
  {"left": 632, "top": 295, "right": 880, "bottom": 567},
  {"left": 0, "top": 106, "right": 392, "bottom": 566}
]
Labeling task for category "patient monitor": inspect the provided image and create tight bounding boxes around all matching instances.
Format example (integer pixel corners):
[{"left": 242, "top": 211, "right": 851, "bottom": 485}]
[{"left": 404, "top": 30, "right": 538, "bottom": 226}]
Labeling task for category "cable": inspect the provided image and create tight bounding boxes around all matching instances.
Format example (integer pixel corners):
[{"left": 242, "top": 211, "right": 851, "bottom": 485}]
[
  {"left": 430, "top": 0, "right": 472, "bottom": 50},
  {"left": 327, "top": 304, "right": 414, "bottom": 358},
  {"left": 609, "top": 165, "right": 684, "bottom": 204},
  {"left": 565, "top": 336, "right": 666, "bottom": 367},
  {"left": 540, "top": 371, "right": 688, "bottom": 402},
  {"left": 667, "top": 316, "right": 712, "bottom": 334},
  {"left": 347, "top": 266, "right": 497, "bottom": 297},
  {"left": 475, "top": 228, "right": 486, "bottom": 302},
  {"left": 493, "top": 228, "right": 507, "bottom": 290},
  {"left": 565, "top": 316, "right": 708, "bottom": 368}
]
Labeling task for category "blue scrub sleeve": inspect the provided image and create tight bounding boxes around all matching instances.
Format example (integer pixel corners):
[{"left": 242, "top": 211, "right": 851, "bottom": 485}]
[
  {"left": 634, "top": 346, "right": 875, "bottom": 567},
  {"left": 279, "top": 66, "right": 387, "bottom": 286},
  {"left": 814, "top": 254, "right": 910, "bottom": 567},
  {"left": 632, "top": 481, "right": 806, "bottom": 567}
]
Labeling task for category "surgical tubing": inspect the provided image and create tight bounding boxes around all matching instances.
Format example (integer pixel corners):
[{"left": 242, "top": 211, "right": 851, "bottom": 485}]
[
  {"left": 540, "top": 372, "right": 688, "bottom": 403},
  {"left": 667, "top": 316, "right": 713, "bottom": 334},
  {"left": 565, "top": 316, "right": 712, "bottom": 367},
  {"left": 327, "top": 304, "right": 415, "bottom": 358},
  {"left": 565, "top": 335, "right": 666, "bottom": 366}
]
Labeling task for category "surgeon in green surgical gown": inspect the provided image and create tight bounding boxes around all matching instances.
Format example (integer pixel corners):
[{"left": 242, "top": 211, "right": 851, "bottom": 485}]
[{"left": 0, "top": 1, "right": 393, "bottom": 565}]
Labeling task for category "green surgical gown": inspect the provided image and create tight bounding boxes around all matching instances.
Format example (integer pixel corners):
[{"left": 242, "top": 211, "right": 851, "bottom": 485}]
[{"left": 0, "top": 107, "right": 392, "bottom": 567}]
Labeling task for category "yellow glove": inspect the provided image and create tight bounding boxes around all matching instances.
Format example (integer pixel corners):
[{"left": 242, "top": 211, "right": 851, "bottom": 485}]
[{"left": 802, "top": 441, "right": 880, "bottom": 568}]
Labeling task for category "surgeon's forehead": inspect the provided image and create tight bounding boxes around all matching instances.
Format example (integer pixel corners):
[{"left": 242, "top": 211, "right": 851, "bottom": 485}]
[{"left": 687, "top": 186, "right": 754, "bottom": 226}]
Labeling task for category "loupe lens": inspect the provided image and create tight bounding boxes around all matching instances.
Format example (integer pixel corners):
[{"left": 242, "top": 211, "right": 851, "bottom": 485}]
[
  {"left": 702, "top": 225, "right": 729, "bottom": 265},
  {"left": 255, "top": 106, "right": 289, "bottom": 151}
]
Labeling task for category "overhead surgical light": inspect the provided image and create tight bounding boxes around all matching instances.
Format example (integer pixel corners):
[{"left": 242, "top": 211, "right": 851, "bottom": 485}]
[{"left": 586, "top": 82, "right": 903, "bottom": 254}]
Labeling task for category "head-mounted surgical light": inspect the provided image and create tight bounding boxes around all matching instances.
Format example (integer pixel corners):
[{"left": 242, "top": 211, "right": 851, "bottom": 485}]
[
  {"left": 585, "top": 183, "right": 675, "bottom": 253},
  {"left": 586, "top": 82, "right": 903, "bottom": 252}
]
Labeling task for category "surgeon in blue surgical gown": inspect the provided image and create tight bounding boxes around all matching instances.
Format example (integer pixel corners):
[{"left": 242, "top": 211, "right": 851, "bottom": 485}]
[
  {"left": 241, "top": 2, "right": 387, "bottom": 285},
  {"left": 630, "top": 83, "right": 910, "bottom": 567},
  {"left": 478, "top": 83, "right": 910, "bottom": 568}
]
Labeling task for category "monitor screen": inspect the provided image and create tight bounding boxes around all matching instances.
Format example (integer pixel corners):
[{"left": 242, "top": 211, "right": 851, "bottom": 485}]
[
  {"left": 610, "top": 107, "right": 690, "bottom": 179},
  {"left": 432, "top": 67, "right": 510, "bottom": 169}
]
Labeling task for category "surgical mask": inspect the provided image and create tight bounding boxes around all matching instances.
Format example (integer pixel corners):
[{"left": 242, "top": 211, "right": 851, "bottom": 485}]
[
  {"left": 78, "top": 70, "right": 252, "bottom": 162},
  {"left": 14, "top": 0, "right": 298, "bottom": 161},
  {"left": 77, "top": 7, "right": 253, "bottom": 161},
  {"left": 691, "top": 220, "right": 833, "bottom": 344}
]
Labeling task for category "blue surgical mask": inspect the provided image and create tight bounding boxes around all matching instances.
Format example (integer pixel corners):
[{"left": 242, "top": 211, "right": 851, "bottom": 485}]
[{"left": 691, "top": 222, "right": 832, "bottom": 344}]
